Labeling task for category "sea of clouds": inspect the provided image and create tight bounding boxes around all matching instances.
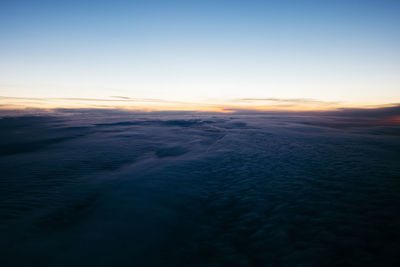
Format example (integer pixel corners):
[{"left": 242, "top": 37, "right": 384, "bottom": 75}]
[{"left": 0, "top": 107, "right": 399, "bottom": 266}]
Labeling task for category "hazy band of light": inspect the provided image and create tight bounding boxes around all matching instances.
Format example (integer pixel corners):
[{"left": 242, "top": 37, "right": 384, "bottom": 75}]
[{"left": 1, "top": 96, "right": 398, "bottom": 113}]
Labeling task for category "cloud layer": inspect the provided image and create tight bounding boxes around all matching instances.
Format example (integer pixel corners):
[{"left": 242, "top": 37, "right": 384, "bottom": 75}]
[{"left": 0, "top": 108, "right": 399, "bottom": 266}]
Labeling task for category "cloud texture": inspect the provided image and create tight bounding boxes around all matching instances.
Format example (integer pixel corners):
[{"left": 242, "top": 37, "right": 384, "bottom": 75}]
[{"left": 0, "top": 107, "right": 399, "bottom": 266}]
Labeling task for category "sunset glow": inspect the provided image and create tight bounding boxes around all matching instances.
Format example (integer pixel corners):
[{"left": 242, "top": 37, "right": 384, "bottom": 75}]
[{"left": 1, "top": 1, "right": 400, "bottom": 266}]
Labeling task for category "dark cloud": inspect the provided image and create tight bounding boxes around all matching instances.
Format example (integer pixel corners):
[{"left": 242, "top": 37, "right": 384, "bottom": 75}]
[
  {"left": 328, "top": 104, "right": 400, "bottom": 118},
  {"left": 156, "top": 146, "right": 188, "bottom": 158},
  {"left": 306, "top": 104, "right": 400, "bottom": 130},
  {"left": 0, "top": 107, "right": 399, "bottom": 266}
]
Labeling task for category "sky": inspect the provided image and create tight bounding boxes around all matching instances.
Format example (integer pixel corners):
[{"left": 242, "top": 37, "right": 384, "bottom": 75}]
[{"left": 0, "top": 0, "right": 399, "bottom": 111}]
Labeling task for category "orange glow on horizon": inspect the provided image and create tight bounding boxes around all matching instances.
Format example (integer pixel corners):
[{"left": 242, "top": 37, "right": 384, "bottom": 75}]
[{"left": 0, "top": 96, "right": 398, "bottom": 113}]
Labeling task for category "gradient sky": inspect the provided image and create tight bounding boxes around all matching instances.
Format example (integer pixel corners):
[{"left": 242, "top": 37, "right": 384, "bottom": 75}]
[{"left": 1, "top": 0, "right": 399, "bottom": 110}]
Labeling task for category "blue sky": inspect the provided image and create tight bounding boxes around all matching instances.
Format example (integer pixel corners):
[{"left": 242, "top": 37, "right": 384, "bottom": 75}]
[{"left": 1, "top": 0, "right": 399, "bottom": 110}]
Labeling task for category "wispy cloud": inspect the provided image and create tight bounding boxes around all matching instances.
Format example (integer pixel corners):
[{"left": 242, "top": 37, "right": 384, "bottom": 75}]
[
  {"left": 2, "top": 95, "right": 398, "bottom": 114},
  {"left": 233, "top": 97, "right": 340, "bottom": 106}
]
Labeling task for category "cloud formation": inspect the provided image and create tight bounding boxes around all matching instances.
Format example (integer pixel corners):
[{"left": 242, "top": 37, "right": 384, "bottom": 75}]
[{"left": 0, "top": 108, "right": 399, "bottom": 266}]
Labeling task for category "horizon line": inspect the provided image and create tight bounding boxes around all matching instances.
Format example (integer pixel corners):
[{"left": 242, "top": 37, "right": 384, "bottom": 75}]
[{"left": 1, "top": 95, "right": 400, "bottom": 113}]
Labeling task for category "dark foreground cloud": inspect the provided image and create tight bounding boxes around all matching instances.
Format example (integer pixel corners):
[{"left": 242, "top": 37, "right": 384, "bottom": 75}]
[{"left": 0, "top": 107, "right": 399, "bottom": 266}]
